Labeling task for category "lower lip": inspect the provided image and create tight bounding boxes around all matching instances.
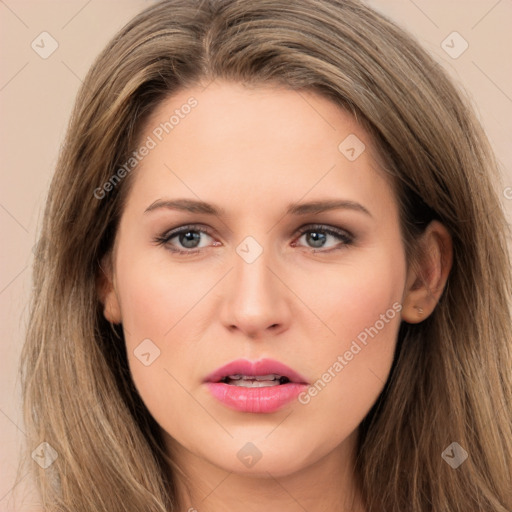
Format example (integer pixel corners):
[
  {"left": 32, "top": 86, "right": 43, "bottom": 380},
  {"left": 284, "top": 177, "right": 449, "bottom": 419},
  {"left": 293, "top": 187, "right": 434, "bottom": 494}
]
[{"left": 205, "top": 382, "right": 308, "bottom": 413}]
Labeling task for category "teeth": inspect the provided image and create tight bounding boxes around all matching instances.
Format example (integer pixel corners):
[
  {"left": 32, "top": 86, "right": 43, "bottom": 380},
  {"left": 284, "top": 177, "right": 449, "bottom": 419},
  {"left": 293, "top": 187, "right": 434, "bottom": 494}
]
[
  {"left": 219, "top": 374, "right": 292, "bottom": 386},
  {"left": 221, "top": 374, "right": 291, "bottom": 387},
  {"left": 227, "top": 374, "right": 280, "bottom": 381},
  {"left": 230, "top": 380, "right": 281, "bottom": 387}
]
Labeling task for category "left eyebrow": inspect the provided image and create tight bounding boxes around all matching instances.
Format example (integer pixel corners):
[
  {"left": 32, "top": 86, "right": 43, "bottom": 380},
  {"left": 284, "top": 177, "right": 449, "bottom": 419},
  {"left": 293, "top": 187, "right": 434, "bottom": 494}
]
[{"left": 286, "top": 199, "right": 372, "bottom": 218}]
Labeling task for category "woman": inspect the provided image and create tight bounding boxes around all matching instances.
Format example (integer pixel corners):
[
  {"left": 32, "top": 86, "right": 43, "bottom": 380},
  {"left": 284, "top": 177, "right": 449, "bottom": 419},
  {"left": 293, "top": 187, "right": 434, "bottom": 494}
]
[{"left": 20, "top": 0, "right": 512, "bottom": 510}]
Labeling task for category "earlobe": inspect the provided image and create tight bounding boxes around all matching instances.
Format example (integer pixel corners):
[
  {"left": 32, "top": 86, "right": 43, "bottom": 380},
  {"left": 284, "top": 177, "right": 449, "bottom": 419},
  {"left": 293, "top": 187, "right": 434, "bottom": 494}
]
[
  {"left": 96, "top": 254, "right": 122, "bottom": 324},
  {"left": 401, "top": 221, "right": 453, "bottom": 324}
]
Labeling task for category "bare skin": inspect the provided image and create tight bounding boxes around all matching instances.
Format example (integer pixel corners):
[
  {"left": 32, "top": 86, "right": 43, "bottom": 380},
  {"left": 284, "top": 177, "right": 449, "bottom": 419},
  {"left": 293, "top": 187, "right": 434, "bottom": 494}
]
[{"left": 98, "top": 80, "right": 452, "bottom": 511}]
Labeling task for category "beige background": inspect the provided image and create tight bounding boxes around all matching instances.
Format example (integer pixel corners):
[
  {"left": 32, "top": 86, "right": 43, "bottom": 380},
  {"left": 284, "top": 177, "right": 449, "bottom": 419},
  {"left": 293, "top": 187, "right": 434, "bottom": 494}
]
[{"left": 1, "top": 0, "right": 511, "bottom": 510}]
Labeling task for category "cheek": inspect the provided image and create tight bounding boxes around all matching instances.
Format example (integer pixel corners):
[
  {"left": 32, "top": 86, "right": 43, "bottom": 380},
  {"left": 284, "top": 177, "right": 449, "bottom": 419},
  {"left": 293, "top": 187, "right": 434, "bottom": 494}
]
[
  {"left": 113, "top": 247, "right": 203, "bottom": 407},
  {"left": 308, "top": 239, "right": 406, "bottom": 345},
  {"left": 296, "top": 246, "right": 405, "bottom": 436},
  {"left": 115, "top": 245, "right": 207, "bottom": 339}
]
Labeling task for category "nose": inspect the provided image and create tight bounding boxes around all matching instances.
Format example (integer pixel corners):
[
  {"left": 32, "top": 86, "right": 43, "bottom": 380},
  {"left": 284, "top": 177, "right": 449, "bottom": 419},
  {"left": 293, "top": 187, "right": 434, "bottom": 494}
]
[{"left": 219, "top": 245, "right": 291, "bottom": 339}]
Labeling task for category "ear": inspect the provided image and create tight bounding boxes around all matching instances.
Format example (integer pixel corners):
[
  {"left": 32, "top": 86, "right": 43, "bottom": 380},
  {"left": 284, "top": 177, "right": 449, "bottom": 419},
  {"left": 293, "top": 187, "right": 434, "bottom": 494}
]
[
  {"left": 401, "top": 220, "right": 453, "bottom": 324},
  {"left": 96, "top": 252, "right": 122, "bottom": 324}
]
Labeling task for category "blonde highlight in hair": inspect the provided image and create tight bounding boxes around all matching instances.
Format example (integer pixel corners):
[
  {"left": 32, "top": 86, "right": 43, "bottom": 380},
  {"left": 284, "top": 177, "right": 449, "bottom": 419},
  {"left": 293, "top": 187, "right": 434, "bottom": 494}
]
[{"left": 20, "top": 1, "right": 512, "bottom": 511}]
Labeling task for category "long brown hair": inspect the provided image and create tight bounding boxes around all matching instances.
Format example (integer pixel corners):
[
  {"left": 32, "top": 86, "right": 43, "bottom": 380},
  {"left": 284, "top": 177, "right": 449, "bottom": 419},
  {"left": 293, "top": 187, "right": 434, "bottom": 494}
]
[{"left": 19, "top": 0, "right": 512, "bottom": 510}]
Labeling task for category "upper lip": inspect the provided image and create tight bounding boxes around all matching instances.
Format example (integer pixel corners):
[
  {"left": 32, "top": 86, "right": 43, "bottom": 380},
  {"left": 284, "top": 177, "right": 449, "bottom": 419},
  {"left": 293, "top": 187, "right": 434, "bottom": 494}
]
[{"left": 203, "top": 358, "right": 309, "bottom": 384}]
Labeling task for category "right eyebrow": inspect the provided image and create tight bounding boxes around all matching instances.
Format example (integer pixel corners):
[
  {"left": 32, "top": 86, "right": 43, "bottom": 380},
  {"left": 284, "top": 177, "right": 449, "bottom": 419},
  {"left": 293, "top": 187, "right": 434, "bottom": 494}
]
[{"left": 144, "top": 198, "right": 225, "bottom": 216}]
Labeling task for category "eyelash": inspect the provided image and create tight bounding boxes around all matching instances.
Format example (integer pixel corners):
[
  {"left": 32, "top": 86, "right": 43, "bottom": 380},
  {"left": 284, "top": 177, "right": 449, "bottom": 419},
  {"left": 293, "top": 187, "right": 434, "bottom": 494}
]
[{"left": 153, "top": 223, "right": 355, "bottom": 256}]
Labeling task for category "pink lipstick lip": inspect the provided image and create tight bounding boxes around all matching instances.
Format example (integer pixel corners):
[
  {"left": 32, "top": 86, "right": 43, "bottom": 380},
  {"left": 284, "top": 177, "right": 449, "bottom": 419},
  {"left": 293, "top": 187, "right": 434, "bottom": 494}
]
[
  {"left": 204, "top": 359, "right": 309, "bottom": 413},
  {"left": 203, "top": 358, "right": 309, "bottom": 385},
  {"left": 205, "top": 381, "right": 307, "bottom": 414}
]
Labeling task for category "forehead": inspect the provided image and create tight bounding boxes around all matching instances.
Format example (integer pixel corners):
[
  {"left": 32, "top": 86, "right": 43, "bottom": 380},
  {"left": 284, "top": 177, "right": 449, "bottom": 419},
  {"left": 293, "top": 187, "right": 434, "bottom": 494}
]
[
  {"left": 126, "top": 80, "right": 396, "bottom": 219},
  {"left": 145, "top": 80, "right": 361, "bottom": 156}
]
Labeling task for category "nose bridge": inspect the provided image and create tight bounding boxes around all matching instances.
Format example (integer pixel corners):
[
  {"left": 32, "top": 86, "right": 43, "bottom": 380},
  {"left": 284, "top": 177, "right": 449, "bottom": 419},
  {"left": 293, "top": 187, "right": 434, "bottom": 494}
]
[
  {"left": 232, "top": 239, "right": 278, "bottom": 310},
  {"left": 221, "top": 236, "right": 289, "bottom": 336}
]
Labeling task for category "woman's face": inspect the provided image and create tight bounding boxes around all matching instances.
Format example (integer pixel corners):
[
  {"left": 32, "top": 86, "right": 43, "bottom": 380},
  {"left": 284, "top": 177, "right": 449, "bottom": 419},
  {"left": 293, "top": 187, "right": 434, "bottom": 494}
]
[{"left": 102, "top": 80, "right": 411, "bottom": 478}]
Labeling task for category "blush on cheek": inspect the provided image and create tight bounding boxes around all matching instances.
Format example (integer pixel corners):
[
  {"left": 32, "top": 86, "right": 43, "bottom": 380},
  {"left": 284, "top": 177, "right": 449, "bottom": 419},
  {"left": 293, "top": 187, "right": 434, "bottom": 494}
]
[
  {"left": 323, "top": 273, "right": 403, "bottom": 347},
  {"left": 115, "top": 251, "right": 191, "bottom": 337}
]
